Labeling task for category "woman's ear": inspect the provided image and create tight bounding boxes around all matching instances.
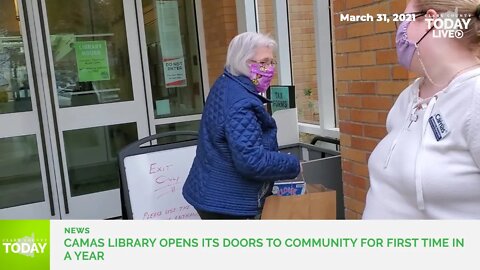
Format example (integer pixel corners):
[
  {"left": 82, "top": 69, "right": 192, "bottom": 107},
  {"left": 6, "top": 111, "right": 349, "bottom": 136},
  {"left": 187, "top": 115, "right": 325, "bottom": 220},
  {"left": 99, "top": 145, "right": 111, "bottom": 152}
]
[
  {"left": 424, "top": 9, "right": 438, "bottom": 31},
  {"left": 425, "top": 9, "right": 438, "bottom": 20}
]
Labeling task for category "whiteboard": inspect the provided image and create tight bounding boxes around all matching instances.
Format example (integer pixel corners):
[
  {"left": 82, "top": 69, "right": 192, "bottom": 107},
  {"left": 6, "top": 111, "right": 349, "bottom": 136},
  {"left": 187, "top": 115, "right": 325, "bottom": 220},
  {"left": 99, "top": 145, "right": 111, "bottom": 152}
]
[{"left": 123, "top": 145, "right": 200, "bottom": 220}]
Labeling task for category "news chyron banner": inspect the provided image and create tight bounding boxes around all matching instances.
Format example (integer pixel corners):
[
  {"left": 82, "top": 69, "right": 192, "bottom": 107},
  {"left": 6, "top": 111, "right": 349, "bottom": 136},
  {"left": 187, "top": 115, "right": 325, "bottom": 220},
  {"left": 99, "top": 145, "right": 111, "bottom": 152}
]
[{"left": 1, "top": 220, "right": 480, "bottom": 269}]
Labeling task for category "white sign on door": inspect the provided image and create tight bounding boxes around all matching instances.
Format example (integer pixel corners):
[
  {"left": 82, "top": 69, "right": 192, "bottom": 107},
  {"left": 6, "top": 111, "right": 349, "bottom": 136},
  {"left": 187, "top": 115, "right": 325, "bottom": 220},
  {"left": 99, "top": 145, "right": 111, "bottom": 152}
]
[{"left": 163, "top": 57, "right": 187, "bottom": 88}]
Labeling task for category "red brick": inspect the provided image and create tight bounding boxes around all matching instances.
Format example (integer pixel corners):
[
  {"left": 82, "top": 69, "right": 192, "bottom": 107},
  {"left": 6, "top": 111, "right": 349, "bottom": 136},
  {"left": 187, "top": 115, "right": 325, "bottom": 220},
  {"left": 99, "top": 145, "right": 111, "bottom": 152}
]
[
  {"left": 360, "top": 34, "right": 392, "bottom": 51},
  {"left": 344, "top": 197, "right": 366, "bottom": 213},
  {"left": 351, "top": 136, "right": 379, "bottom": 152},
  {"left": 376, "top": 49, "right": 398, "bottom": 64},
  {"left": 337, "top": 96, "right": 362, "bottom": 108},
  {"left": 375, "top": 20, "right": 396, "bottom": 34},
  {"left": 336, "top": 54, "right": 348, "bottom": 67},
  {"left": 333, "top": 13, "right": 343, "bottom": 27},
  {"left": 349, "top": 82, "right": 376, "bottom": 94},
  {"left": 378, "top": 111, "right": 388, "bottom": 125},
  {"left": 333, "top": 0, "right": 346, "bottom": 13},
  {"left": 362, "top": 96, "right": 394, "bottom": 110},
  {"left": 344, "top": 183, "right": 368, "bottom": 202},
  {"left": 340, "top": 133, "right": 352, "bottom": 146},
  {"left": 339, "top": 122, "right": 363, "bottom": 136},
  {"left": 343, "top": 183, "right": 356, "bottom": 198},
  {"left": 335, "top": 26, "right": 347, "bottom": 40},
  {"left": 361, "top": 66, "right": 391, "bottom": 80},
  {"left": 342, "top": 147, "right": 368, "bottom": 163},
  {"left": 345, "top": 208, "right": 362, "bottom": 219},
  {"left": 336, "top": 38, "right": 361, "bottom": 53},
  {"left": 336, "top": 81, "right": 349, "bottom": 94},
  {"left": 391, "top": 0, "right": 408, "bottom": 14},
  {"left": 347, "top": 22, "right": 375, "bottom": 38},
  {"left": 338, "top": 108, "right": 351, "bottom": 121},
  {"left": 350, "top": 110, "right": 380, "bottom": 123},
  {"left": 352, "top": 162, "right": 369, "bottom": 178},
  {"left": 342, "top": 158, "right": 353, "bottom": 172},
  {"left": 348, "top": 51, "right": 376, "bottom": 66},
  {"left": 377, "top": 81, "right": 408, "bottom": 95},
  {"left": 345, "top": 0, "right": 375, "bottom": 9},
  {"left": 337, "top": 68, "right": 362, "bottom": 81},
  {"left": 343, "top": 172, "right": 369, "bottom": 189},
  {"left": 358, "top": 1, "right": 389, "bottom": 15}
]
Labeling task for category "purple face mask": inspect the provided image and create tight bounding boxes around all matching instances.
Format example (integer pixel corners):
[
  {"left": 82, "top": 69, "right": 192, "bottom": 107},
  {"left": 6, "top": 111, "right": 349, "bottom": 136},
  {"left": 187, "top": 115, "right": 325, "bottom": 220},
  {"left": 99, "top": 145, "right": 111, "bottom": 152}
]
[
  {"left": 396, "top": 20, "right": 417, "bottom": 69},
  {"left": 249, "top": 63, "right": 275, "bottom": 93}
]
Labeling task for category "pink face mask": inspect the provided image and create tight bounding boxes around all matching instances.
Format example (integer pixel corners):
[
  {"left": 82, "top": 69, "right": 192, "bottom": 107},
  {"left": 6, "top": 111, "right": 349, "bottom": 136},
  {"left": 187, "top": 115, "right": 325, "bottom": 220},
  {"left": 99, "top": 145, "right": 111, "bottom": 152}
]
[{"left": 249, "top": 63, "right": 275, "bottom": 93}]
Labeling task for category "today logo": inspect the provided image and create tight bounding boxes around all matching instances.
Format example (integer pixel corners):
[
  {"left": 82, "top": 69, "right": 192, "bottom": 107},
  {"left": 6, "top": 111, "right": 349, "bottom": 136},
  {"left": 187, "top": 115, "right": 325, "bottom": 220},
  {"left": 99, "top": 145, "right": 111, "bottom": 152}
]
[
  {"left": 425, "top": 9, "right": 473, "bottom": 39},
  {"left": 2, "top": 233, "right": 48, "bottom": 258}
]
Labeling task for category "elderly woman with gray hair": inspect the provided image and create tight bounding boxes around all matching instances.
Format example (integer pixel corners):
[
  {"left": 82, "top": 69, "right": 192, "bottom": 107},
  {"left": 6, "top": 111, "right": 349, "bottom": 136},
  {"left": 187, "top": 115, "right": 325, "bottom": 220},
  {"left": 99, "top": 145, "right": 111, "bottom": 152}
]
[{"left": 182, "top": 32, "right": 300, "bottom": 219}]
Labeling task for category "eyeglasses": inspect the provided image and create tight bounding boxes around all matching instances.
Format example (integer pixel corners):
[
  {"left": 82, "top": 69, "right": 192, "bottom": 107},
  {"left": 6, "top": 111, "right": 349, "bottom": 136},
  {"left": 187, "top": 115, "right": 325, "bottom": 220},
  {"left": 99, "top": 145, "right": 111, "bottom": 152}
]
[
  {"left": 249, "top": 59, "right": 277, "bottom": 66},
  {"left": 394, "top": 11, "right": 427, "bottom": 29}
]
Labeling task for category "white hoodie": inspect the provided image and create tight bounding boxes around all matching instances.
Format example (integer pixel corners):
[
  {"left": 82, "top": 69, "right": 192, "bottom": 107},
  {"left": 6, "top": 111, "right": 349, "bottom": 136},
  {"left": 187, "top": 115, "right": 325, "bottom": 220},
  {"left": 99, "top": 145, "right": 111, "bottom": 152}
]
[{"left": 363, "top": 68, "right": 480, "bottom": 219}]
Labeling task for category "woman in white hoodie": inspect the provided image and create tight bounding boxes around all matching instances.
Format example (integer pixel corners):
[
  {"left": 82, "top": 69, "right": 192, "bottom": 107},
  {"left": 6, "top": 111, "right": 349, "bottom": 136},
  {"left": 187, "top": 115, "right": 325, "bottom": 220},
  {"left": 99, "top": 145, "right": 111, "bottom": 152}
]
[{"left": 363, "top": 0, "right": 480, "bottom": 219}]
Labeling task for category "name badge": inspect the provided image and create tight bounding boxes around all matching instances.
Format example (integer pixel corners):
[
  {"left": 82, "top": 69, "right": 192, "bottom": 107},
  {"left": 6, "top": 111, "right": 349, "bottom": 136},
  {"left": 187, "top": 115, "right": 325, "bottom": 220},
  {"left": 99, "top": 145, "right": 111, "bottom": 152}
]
[{"left": 428, "top": 113, "right": 450, "bottom": 141}]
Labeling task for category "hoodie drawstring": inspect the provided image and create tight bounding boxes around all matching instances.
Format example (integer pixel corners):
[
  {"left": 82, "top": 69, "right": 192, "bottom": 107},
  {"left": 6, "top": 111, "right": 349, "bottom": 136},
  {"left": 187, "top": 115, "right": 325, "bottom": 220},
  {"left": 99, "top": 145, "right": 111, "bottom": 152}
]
[{"left": 414, "top": 95, "right": 438, "bottom": 210}]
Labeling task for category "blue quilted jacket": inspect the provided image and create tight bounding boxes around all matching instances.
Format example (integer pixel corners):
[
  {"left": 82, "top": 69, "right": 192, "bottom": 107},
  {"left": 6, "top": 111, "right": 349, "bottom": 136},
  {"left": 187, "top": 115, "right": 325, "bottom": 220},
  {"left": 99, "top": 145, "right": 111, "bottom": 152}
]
[{"left": 182, "top": 69, "right": 300, "bottom": 216}]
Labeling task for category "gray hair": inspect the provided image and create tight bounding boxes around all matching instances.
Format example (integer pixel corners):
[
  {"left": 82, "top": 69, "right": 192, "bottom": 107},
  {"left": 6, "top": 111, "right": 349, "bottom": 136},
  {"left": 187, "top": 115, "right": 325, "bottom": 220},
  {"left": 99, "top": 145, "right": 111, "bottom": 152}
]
[{"left": 225, "top": 32, "right": 277, "bottom": 77}]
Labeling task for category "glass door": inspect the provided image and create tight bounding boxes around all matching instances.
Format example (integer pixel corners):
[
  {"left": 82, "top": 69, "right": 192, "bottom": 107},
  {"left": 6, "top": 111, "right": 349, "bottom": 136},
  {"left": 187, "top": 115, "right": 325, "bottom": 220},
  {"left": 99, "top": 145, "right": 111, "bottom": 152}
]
[
  {"left": 36, "top": 0, "right": 150, "bottom": 219},
  {"left": 0, "top": 0, "right": 60, "bottom": 218},
  {"left": 1, "top": 0, "right": 150, "bottom": 219}
]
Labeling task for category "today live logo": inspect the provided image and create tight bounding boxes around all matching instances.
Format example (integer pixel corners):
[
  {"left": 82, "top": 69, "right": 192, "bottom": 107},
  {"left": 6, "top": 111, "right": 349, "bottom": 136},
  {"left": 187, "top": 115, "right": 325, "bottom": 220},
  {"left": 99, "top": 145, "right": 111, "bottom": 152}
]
[
  {"left": 2, "top": 233, "right": 48, "bottom": 257},
  {"left": 426, "top": 8, "right": 473, "bottom": 39},
  {"left": 0, "top": 220, "right": 50, "bottom": 269}
]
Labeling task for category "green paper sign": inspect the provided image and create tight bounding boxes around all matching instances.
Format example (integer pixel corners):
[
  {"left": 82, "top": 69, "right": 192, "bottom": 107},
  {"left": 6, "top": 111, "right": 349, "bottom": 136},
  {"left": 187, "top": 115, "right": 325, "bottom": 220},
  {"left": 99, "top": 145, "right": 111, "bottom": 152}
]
[
  {"left": 75, "top": 40, "right": 110, "bottom": 82},
  {"left": 0, "top": 220, "right": 50, "bottom": 270},
  {"left": 270, "top": 86, "right": 290, "bottom": 113}
]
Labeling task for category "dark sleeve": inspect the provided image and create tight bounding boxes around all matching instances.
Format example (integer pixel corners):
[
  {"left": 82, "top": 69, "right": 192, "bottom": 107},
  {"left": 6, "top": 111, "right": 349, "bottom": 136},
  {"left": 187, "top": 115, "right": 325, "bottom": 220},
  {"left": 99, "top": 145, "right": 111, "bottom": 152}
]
[{"left": 225, "top": 99, "right": 300, "bottom": 181}]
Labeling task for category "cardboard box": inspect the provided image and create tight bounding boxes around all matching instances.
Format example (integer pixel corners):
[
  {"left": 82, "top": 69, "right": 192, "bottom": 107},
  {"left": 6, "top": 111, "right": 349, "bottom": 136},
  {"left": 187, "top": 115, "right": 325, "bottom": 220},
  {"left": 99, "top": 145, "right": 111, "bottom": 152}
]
[{"left": 261, "top": 184, "right": 336, "bottom": 220}]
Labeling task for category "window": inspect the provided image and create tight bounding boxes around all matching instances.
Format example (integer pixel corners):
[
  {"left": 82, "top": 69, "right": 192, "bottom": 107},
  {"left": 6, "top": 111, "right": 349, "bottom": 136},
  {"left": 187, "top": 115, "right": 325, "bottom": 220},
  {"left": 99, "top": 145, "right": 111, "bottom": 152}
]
[
  {"left": 300, "top": 0, "right": 337, "bottom": 138},
  {"left": 288, "top": 0, "right": 319, "bottom": 125}
]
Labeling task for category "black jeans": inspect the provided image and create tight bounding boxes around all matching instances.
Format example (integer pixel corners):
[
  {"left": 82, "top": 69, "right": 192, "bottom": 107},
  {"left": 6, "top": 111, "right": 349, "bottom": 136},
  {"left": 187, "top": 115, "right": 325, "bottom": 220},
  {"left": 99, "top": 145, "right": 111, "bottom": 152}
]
[{"left": 195, "top": 208, "right": 256, "bottom": 220}]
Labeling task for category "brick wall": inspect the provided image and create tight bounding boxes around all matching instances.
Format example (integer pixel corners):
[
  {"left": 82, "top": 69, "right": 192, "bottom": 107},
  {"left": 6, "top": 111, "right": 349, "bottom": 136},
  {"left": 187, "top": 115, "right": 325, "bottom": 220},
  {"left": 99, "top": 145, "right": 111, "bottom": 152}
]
[
  {"left": 201, "top": 0, "right": 238, "bottom": 86},
  {"left": 332, "top": 0, "right": 411, "bottom": 219}
]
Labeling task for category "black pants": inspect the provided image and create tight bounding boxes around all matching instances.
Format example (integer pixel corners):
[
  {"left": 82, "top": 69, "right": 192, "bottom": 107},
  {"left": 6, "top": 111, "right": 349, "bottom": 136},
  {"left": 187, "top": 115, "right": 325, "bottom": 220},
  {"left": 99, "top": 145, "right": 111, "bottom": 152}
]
[{"left": 195, "top": 208, "right": 255, "bottom": 220}]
